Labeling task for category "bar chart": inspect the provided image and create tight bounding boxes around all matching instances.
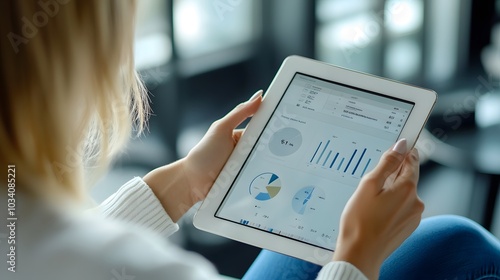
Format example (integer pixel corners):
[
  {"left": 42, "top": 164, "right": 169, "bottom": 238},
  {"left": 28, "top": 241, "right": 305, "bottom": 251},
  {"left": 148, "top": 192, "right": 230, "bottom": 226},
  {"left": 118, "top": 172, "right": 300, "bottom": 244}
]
[{"left": 309, "top": 139, "right": 375, "bottom": 178}]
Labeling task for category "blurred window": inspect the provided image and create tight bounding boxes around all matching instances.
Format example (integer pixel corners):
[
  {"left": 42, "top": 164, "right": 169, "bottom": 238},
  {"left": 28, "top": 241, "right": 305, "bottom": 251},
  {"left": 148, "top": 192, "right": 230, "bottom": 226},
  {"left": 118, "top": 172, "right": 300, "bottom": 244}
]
[
  {"left": 316, "top": 0, "right": 382, "bottom": 74},
  {"left": 384, "top": 0, "right": 423, "bottom": 81},
  {"left": 135, "top": 0, "right": 172, "bottom": 70},
  {"left": 173, "top": 0, "right": 259, "bottom": 59},
  {"left": 316, "top": 0, "right": 426, "bottom": 83}
]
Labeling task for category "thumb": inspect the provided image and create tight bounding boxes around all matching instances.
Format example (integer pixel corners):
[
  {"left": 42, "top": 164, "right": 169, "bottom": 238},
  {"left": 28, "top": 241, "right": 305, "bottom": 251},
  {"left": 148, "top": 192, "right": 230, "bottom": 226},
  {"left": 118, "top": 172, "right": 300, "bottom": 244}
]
[
  {"left": 366, "top": 138, "right": 407, "bottom": 189},
  {"left": 216, "top": 90, "right": 263, "bottom": 130}
]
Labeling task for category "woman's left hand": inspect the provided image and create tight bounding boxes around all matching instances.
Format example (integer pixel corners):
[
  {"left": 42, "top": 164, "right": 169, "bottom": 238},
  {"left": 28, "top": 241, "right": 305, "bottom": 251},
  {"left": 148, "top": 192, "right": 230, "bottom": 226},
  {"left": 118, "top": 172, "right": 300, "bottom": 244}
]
[{"left": 144, "top": 90, "right": 262, "bottom": 222}]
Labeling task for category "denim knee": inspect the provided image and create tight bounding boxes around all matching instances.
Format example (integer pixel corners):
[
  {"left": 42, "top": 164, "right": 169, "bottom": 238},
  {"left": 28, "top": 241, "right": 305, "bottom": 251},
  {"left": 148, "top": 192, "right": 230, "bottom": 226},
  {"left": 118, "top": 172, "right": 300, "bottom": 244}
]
[{"left": 381, "top": 215, "right": 500, "bottom": 280}]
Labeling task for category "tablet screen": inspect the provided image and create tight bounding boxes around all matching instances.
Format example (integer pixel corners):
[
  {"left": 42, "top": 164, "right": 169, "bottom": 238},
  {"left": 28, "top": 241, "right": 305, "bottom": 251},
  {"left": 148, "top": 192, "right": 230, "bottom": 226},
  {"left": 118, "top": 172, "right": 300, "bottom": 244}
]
[{"left": 215, "top": 73, "right": 414, "bottom": 250}]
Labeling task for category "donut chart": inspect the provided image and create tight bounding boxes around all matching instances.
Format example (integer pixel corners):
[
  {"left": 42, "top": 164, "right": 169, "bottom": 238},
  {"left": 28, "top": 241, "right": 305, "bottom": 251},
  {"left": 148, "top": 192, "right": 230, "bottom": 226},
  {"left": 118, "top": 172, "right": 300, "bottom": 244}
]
[{"left": 249, "top": 173, "right": 282, "bottom": 201}]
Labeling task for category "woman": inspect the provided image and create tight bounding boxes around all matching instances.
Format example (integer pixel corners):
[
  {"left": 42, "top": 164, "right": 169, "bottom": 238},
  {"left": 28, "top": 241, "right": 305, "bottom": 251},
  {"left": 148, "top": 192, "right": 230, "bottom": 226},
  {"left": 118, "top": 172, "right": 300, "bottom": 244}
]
[{"left": 1, "top": 1, "right": 499, "bottom": 279}]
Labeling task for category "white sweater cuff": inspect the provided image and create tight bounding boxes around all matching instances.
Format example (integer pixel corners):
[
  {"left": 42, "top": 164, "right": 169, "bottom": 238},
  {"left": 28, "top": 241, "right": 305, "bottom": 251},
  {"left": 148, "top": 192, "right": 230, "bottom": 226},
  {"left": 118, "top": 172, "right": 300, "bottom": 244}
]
[
  {"left": 98, "top": 177, "right": 179, "bottom": 237},
  {"left": 317, "top": 261, "right": 368, "bottom": 280}
]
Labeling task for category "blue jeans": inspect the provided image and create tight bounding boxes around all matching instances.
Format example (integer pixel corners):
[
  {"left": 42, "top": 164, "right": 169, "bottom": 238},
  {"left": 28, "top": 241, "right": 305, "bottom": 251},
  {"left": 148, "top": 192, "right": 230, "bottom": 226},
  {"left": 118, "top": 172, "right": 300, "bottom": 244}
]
[{"left": 242, "top": 215, "right": 500, "bottom": 280}]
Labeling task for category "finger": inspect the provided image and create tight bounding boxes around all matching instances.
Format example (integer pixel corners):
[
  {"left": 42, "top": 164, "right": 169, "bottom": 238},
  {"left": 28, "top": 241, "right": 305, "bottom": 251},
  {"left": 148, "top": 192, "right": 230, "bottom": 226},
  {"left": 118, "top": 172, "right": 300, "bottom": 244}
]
[
  {"left": 216, "top": 90, "right": 263, "bottom": 131},
  {"left": 232, "top": 129, "right": 245, "bottom": 143},
  {"left": 365, "top": 139, "right": 407, "bottom": 190},
  {"left": 395, "top": 148, "right": 420, "bottom": 186}
]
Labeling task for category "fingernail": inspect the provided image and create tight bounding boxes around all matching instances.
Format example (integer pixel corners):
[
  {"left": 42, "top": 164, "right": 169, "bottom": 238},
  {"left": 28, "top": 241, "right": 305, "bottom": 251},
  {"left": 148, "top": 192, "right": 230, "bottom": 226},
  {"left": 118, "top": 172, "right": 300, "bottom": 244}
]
[
  {"left": 249, "top": 90, "right": 263, "bottom": 102},
  {"left": 392, "top": 138, "right": 407, "bottom": 154}
]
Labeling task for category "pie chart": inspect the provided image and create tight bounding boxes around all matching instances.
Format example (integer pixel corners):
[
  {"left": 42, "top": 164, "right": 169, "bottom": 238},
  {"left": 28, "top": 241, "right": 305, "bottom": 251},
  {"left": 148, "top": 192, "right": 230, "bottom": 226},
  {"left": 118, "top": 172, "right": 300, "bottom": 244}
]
[
  {"left": 249, "top": 172, "right": 282, "bottom": 201},
  {"left": 292, "top": 186, "right": 326, "bottom": 215}
]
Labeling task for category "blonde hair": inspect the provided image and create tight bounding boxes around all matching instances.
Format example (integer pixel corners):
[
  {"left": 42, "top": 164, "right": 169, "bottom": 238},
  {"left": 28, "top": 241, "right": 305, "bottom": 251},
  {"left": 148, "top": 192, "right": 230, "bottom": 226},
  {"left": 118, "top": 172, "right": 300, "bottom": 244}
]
[{"left": 0, "top": 0, "right": 148, "bottom": 203}]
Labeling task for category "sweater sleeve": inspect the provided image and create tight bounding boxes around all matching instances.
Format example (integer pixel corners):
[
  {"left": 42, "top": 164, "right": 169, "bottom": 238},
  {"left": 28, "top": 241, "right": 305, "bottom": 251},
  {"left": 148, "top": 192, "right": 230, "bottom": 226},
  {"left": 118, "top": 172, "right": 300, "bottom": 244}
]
[
  {"left": 317, "top": 261, "right": 368, "bottom": 280},
  {"left": 97, "top": 177, "right": 179, "bottom": 237}
]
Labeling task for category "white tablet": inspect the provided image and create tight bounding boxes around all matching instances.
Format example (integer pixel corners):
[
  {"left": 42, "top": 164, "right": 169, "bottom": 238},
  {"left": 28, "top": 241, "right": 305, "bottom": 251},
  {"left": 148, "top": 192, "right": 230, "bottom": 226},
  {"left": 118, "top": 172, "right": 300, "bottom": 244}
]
[{"left": 193, "top": 56, "right": 437, "bottom": 265}]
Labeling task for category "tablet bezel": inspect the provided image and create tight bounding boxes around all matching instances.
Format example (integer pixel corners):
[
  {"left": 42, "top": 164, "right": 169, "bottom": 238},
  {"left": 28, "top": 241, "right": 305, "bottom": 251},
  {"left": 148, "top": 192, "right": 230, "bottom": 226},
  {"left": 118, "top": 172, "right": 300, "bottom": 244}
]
[{"left": 193, "top": 55, "right": 437, "bottom": 265}]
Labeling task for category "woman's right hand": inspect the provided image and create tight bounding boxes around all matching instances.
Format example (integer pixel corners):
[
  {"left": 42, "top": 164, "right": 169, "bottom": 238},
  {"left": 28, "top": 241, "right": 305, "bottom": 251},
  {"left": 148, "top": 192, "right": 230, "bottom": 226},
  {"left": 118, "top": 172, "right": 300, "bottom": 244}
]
[{"left": 332, "top": 139, "right": 424, "bottom": 280}]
